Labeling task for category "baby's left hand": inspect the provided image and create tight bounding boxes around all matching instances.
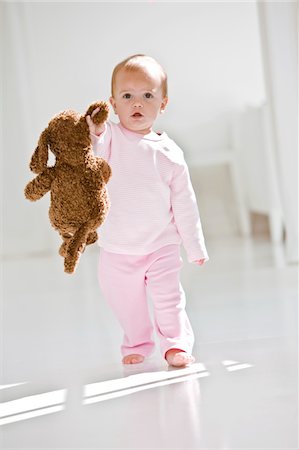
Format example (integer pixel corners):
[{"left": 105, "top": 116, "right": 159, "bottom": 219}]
[{"left": 194, "top": 259, "right": 205, "bottom": 266}]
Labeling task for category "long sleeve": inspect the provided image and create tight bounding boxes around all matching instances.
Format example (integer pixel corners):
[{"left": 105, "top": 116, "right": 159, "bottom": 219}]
[
  {"left": 90, "top": 122, "right": 112, "bottom": 161},
  {"left": 170, "top": 160, "right": 209, "bottom": 263}
]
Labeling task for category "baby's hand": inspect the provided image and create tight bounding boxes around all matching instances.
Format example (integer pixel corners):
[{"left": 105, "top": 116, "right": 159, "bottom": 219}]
[
  {"left": 194, "top": 259, "right": 205, "bottom": 266},
  {"left": 86, "top": 107, "right": 106, "bottom": 136}
]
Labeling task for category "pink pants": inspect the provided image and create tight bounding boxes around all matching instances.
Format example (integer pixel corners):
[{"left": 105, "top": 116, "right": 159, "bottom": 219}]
[{"left": 98, "top": 244, "right": 194, "bottom": 359}]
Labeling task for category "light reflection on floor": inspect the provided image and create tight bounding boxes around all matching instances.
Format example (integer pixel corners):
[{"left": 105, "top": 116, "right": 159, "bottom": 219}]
[
  {"left": 1, "top": 237, "right": 297, "bottom": 448},
  {"left": 0, "top": 359, "right": 257, "bottom": 426}
]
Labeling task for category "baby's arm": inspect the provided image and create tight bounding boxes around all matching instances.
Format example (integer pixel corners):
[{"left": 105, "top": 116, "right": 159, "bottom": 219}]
[
  {"left": 86, "top": 106, "right": 112, "bottom": 161},
  {"left": 170, "top": 160, "right": 209, "bottom": 265}
]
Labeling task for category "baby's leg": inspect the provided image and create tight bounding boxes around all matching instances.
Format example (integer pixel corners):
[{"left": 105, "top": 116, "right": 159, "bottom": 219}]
[
  {"left": 145, "top": 245, "right": 195, "bottom": 367},
  {"left": 98, "top": 250, "right": 155, "bottom": 363}
]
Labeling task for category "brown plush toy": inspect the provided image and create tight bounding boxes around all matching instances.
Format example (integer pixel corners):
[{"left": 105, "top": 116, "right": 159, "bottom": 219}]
[{"left": 24, "top": 101, "right": 111, "bottom": 274}]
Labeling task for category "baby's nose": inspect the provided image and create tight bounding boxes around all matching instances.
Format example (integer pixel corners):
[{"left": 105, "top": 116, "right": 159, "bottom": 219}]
[{"left": 133, "top": 98, "right": 143, "bottom": 107}]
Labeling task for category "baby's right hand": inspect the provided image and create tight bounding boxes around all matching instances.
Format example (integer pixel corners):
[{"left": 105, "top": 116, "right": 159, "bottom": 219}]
[{"left": 86, "top": 107, "right": 106, "bottom": 136}]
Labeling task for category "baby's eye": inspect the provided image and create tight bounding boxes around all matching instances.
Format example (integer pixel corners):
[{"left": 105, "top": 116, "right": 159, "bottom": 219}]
[
  {"left": 123, "top": 93, "right": 131, "bottom": 99},
  {"left": 144, "top": 92, "right": 154, "bottom": 99}
]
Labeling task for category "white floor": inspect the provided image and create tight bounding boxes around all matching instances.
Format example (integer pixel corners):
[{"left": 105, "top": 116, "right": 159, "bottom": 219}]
[{"left": 1, "top": 236, "right": 298, "bottom": 449}]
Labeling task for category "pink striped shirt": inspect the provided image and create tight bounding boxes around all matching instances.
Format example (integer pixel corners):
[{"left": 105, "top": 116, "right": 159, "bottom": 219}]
[{"left": 91, "top": 121, "right": 209, "bottom": 263}]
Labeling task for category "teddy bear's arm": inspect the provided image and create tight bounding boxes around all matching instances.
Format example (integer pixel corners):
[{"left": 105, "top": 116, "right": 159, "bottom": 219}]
[
  {"left": 98, "top": 159, "right": 111, "bottom": 184},
  {"left": 24, "top": 167, "right": 55, "bottom": 201},
  {"left": 87, "top": 158, "right": 111, "bottom": 186}
]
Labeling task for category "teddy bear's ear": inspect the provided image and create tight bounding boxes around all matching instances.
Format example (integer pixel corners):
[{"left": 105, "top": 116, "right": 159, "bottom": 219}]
[
  {"left": 85, "top": 101, "right": 109, "bottom": 125},
  {"left": 30, "top": 128, "right": 49, "bottom": 174}
]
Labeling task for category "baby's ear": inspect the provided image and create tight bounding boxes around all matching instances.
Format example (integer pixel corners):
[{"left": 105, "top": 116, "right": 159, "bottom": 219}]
[
  {"left": 30, "top": 128, "right": 49, "bottom": 174},
  {"left": 160, "top": 96, "right": 168, "bottom": 113}
]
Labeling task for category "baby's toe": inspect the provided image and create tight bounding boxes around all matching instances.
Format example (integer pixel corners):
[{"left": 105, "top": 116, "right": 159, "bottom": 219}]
[
  {"left": 122, "top": 354, "right": 144, "bottom": 365},
  {"left": 171, "top": 353, "right": 195, "bottom": 367}
]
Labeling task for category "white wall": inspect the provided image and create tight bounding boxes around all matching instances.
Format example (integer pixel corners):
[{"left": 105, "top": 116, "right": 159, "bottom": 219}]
[
  {"left": 257, "top": 1, "right": 298, "bottom": 263},
  {"left": 2, "top": 1, "right": 265, "bottom": 256}
]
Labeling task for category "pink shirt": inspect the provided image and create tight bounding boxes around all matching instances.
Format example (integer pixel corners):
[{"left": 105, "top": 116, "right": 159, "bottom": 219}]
[{"left": 91, "top": 121, "right": 209, "bottom": 263}]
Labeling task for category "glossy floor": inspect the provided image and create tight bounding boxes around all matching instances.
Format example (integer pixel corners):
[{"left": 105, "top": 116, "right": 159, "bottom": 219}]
[{"left": 1, "top": 237, "right": 298, "bottom": 449}]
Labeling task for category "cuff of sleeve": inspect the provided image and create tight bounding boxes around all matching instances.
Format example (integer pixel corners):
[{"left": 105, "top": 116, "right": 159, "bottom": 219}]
[
  {"left": 185, "top": 242, "right": 209, "bottom": 263},
  {"left": 90, "top": 122, "right": 107, "bottom": 144},
  {"left": 90, "top": 132, "right": 102, "bottom": 138}
]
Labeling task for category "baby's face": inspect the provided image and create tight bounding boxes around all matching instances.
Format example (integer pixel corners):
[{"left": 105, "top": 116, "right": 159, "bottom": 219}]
[{"left": 110, "top": 68, "right": 168, "bottom": 135}]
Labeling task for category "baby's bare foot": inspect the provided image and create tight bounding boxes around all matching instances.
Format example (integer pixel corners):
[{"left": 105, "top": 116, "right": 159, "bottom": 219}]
[
  {"left": 122, "top": 354, "right": 145, "bottom": 364},
  {"left": 165, "top": 349, "right": 195, "bottom": 367}
]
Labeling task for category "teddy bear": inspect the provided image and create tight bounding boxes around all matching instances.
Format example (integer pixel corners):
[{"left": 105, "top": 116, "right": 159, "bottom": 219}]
[{"left": 24, "top": 101, "right": 111, "bottom": 274}]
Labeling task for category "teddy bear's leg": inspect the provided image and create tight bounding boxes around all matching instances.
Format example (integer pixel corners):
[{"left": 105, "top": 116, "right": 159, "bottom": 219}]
[
  {"left": 59, "top": 233, "right": 72, "bottom": 257},
  {"left": 64, "top": 223, "right": 90, "bottom": 273},
  {"left": 86, "top": 231, "right": 98, "bottom": 245},
  {"left": 62, "top": 231, "right": 96, "bottom": 268}
]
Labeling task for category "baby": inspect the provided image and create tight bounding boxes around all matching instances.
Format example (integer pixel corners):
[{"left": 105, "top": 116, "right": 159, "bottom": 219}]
[{"left": 87, "top": 54, "right": 209, "bottom": 367}]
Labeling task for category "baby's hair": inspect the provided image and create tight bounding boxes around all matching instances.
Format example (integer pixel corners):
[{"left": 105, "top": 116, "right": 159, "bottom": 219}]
[{"left": 111, "top": 54, "right": 168, "bottom": 98}]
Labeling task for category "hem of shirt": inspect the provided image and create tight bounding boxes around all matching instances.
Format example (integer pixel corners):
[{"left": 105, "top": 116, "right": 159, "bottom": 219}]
[{"left": 97, "top": 240, "right": 182, "bottom": 256}]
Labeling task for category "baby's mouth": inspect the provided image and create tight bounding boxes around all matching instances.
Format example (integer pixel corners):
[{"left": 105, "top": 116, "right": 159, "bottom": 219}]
[{"left": 131, "top": 112, "right": 143, "bottom": 118}]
